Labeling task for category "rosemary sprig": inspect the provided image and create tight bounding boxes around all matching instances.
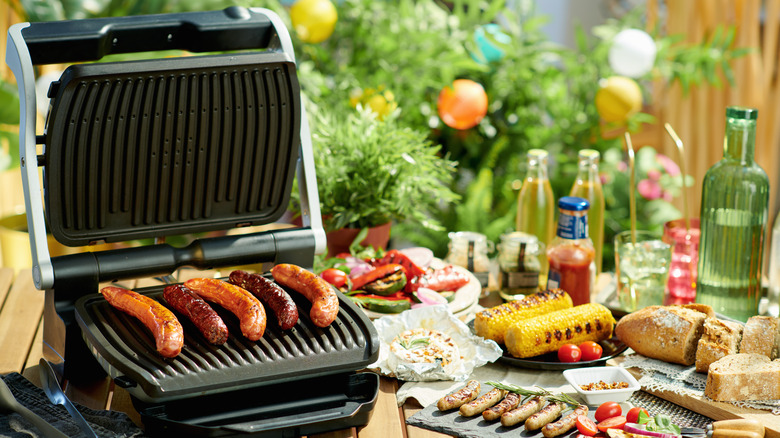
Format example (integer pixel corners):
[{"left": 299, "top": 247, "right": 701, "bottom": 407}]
[
  {"left": 486, "top": 381, "right": 580, "bottom": 407},
  {"left": 400, "top": 337, "right": 430, "bottom": 350}
]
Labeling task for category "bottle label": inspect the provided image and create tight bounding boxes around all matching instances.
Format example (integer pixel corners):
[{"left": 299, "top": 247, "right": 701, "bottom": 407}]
[
  {"left": 557, "top": 212, "right": 588, "bottom": 240},
  {"left": 500, "top": 270, "right": 538, "bottom": 290}
]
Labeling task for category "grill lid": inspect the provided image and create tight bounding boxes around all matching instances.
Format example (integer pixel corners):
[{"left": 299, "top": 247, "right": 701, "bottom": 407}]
[{"left": 75, "top": 281, "right": 380, "bottom": 404}]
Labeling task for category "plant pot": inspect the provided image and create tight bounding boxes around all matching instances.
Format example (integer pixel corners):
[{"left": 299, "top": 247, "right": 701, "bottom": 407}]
[{"left": 325, "top": 222, "right": 392, "bottom": 258}]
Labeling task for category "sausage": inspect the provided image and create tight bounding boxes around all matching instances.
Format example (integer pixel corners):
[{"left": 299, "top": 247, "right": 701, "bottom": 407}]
[
  {"left": 542, "top": 405, "right": 588, "bottom": 437},
  {"left": 482, "top": 391, "right": 521, "bottom": 421},
  {"left": 101, "top": 286, "right": 184, "bottom": 358},
  {"left": 437, "top": 380, "right": 481, "bottom": 411},
  {"left": 459, "top": 388, "right": 507, "bottom": 417},
  {"left": 525, "top": 401, "right": 563, "bottom": 432},
  {"left": 184, "top": 278, "right": 266, "bottom": 341},
  {"left": 228, "top": 270, "right": 298, "bottom": 330},
  {"left": 500, "top": 396, "right": 545, "bottom": 427},
  {"left": 271, "top": 264, "right": 339, "bottom": 328},
  {"left": 163, "top": 284, "right": 229, "bottom": 345}
]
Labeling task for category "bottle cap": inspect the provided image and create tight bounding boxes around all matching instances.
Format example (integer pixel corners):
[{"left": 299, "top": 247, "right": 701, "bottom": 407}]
[
  {"left": 558, "top": 196, "right": 590, "bottom": 211},
  {"left": 726, "top": 106, "right": 758, "bottom": 120},
  {"left": 578, "top": 149, "right": 600, "bottom": 164},
  {"left": 528, "top": 149, "right": 548, "bottom": 158}
]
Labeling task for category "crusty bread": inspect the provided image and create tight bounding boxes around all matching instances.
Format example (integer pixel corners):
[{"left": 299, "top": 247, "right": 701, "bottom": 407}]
[
  {"left": 705, "top": 353, "right": 780, "bottom": 401},
  {"left": 678, "top": 303, "right": 716, "bottom": 318},
  {"left": 615, "top": 305, "right": 707, "bottom": 366},
  {"left": 739, "top": 316, "right": 780, "bottom": 359},
  {"left": 694, "top": 317, "right": 743, "bottom": 373}
]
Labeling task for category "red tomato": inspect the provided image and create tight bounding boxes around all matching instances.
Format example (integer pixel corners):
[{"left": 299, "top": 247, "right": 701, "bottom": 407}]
[
  {"left": 321, "top": 268, "right": 348, "bottom": 288},
  {"left": 594, "top": 401, "right": 622, "bottom": 423},
  {"left": 597, "top": 416, "right": 627, "bottom": 432},
  {"left": 557, "top": 344, "right": 582, "bottom": 362},
  {"left": 579, "top": 341, "right": 604, "bottom": 361},
  {"left": 576, "top": 415, "right": 599, "bottom": 436},
  {"left": 625, "top": 406, "right": 649, "bottom": 424}
]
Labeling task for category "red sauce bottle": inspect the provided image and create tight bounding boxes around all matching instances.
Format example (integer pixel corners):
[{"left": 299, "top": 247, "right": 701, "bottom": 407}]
[{"left": 546, "top": 196, "right": 595, "bottom": 306}]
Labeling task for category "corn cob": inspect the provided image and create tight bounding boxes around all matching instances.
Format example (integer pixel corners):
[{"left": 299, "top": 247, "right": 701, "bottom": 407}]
[
  {"left": 474, "top": 289, "right": 573, "bottom": 344},
  {"left": 504, "top": 303, "right": 616, "bottom": 359}
]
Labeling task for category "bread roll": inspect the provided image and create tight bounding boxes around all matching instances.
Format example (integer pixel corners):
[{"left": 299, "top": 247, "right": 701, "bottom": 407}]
[
  {"left": 614, "top": 305, "right": 708, "bottom": 366},
  {"left": 739, "top": 315, "right": 780, "bottom": 359},
  {"left": 694, "top": 317, "right": 743, "bottom": 373},
  {"left": 705, "top": 353, "right": 780, "bottom": 401}
]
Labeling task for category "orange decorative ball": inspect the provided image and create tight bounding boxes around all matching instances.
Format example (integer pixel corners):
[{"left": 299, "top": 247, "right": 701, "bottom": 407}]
[{"left": 437, "top": 79, "right": 488, "bottom": 130}]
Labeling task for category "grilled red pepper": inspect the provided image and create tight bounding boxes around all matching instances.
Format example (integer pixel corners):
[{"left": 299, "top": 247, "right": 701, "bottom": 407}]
[
  {"left": 371, "top": 249, "right": 427, "bottom": 280},
  {"left": 351, "top": 264, "right": 404, "bottom": 291},
  {"left": 407, "top": 265, "right": 469, "bottom": 292}
]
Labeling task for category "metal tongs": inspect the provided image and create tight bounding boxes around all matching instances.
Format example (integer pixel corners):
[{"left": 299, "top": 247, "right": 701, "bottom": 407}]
[{"left": 39, "top": 359, "right": 98, "bottom": 437}]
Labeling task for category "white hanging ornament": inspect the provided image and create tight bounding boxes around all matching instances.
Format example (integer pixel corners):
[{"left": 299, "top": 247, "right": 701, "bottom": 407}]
[{"left": 608, "top": 29, "right": 657, "bottom": 78}]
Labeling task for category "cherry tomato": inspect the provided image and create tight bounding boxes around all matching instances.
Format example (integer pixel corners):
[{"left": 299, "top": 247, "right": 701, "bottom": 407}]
[
  {"left": 625, "top": 406, "right": 649, "bottom": 424},
  {"left": 576, "top": 415, "right": 599, "bottom": 436},
  {"left": 579, "top": 341, "right": 604, "bottom": 361},
  {"left": 321, "top": 268, "right": 348, "bottom": 288},
  {"left": 558, "top": 344, "right": 582, "bottom": 362},
  {"left": 597, "top": 415, "right": 627, "bottom": 432},
  {"left": 594, "top": 401, "right": 622, "bottom": 423}
]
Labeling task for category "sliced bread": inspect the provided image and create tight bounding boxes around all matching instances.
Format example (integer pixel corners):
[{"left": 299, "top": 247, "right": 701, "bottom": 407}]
[
  {"left": 614, "top": 305, "right": 708, "bottom": 366},
  {"left": 739, "top": 315, "right": 780, "bottom": 359},
  {"left": 705, "top": 353, "right": 780, "bottom": 401},
  {"left": 694, "top": 317, "right": 744, "bottom": 373}
]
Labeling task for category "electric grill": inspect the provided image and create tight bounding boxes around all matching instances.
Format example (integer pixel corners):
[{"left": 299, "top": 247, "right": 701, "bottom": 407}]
[{"left": 6, "top": 7, "right": 380, "bottom": 436}]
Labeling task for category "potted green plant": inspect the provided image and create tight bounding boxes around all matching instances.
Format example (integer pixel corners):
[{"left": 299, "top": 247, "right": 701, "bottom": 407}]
[{"left": 301, "top": 106, "right": 459, "bottom": 256}]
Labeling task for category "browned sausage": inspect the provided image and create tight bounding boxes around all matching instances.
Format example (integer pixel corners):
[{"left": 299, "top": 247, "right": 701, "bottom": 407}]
[
  {"left": 229, "top": 270, "right": 298, "bottom": 330},
  {"left": 483, "top": 392, "right": 521, "bottom": 421},
  {"left": 459, "top": 388, "right": 507, "bottom": 417},
  {"left": 101, "top": 286, "right": 184, "bottom": 358},
  {"left": 184, "top": 278, "right": 266, "bottom": 341},
  {"left": 500, "top": 396, "right": 544, "bottom": 427},
  {"left": 525, "top": 401, "right": 563, "bottom": 432},
  {"left": 163, "top": 284, "right": 229, "bottom": 345},
  {"left": 437, "top": 380, "right": 481, "bottom": 411},
  {"left": 271, "top": 264, "right": 339, "bottom": 327},
  {"left": 542, "top": 405, "right": 588, "bottom": 437}
]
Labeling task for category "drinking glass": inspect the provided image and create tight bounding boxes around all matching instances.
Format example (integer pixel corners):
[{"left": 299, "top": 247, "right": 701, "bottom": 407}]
[
  {"left": 662, "top": 219, "right": 700, "bottom": 305},
  {"left": 615, "top": 230, "right": 672, "bottom": 312}
]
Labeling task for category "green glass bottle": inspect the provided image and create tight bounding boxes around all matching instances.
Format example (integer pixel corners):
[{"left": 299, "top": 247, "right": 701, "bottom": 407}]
[{"left": 696, "top": 106, "right": 769, "bottom": 322}]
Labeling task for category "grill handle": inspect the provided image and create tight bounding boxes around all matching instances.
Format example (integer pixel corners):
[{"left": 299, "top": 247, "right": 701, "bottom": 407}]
[
  {"left": 49, "top": 228, "right": 315, "bottom": 299},
  {"left": 21, "top": 6, "right": 276, "bottom": 65}
]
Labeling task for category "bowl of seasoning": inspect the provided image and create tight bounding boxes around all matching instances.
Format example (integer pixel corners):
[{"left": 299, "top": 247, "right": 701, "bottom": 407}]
[{"left": 563, "top": 366, "right": 639, "bottom": 405}]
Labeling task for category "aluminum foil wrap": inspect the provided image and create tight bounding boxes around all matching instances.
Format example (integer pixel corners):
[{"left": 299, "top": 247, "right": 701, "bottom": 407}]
[{"left": 369, "top": 304, "right": 502, "bottom": 381}]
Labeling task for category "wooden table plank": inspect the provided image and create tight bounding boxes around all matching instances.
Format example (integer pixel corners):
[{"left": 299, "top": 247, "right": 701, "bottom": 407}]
[
  {"left": 357, "top": 377, "right": 405, "bottom": 437},
  {"left": 0, "top": 269, "right": 44, "bottom": 373},
  {"left": 0, "top": 267, "right": 13, "bottom": 307}
]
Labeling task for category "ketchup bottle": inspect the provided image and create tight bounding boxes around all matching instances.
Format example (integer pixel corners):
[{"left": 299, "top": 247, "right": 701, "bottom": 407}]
[{"left": 546, "top": 196, "right": 596, "bottom": 306}]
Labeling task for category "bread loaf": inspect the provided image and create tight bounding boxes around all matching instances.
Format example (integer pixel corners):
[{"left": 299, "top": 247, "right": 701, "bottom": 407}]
[
  {"left": 614, "top": 305, "right": 709, "bottom": 366},
  {"left": 739, "top": 315, "right": 780, "bottom": 359},
  {"left": 705, "top": 353, "right": 780, "bottom": 401},
  {"left": 694, "top": 317, "right": 743, "bottom": 373}
]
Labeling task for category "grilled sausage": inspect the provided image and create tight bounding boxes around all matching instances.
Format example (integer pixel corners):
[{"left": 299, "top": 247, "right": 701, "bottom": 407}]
[
  {"left": 500, "top": 396, "right": 545, "bottom": 427},
  {"left": 437, "top": 380, "right": 481, "bottom": 411},
  {"left": 184, "top": 278, "right": 266, "bottom": 341},
  {"left": 542, "top": 405, "right": 588, "bottom": 437},
  {"left": 483, "top": 391, "right": 521, "bottom": 421},
  {"left": 459, "top": 388, "right": 507, "bottom": 417},
  {"left": 229, "top": 270, "right": 298, "bottom": 330},
  {"left": 271, "top": 264, "right": 339, "bottom": 327},
  {"left": 101, "top": 286, "right": 184, "bottom": 358},
  {"left": 525, "top": 401, "right": 563, "bottom": 432},
  {"left": 163, "top": 284, "right": 229, "bottom": 345}
]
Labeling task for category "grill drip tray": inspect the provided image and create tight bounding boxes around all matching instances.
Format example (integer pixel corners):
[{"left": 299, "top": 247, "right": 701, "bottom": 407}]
[{"left": 74, "top": 281, "right": 380, "bottom": 404}]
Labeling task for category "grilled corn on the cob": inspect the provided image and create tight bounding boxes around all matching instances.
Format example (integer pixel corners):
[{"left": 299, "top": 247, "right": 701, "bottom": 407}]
[
  {"left": 505, "top": 303, "right": 616, "bottom": 358},
  {"left": 474, "top": 289, "right": 573, "bottom": 344}
]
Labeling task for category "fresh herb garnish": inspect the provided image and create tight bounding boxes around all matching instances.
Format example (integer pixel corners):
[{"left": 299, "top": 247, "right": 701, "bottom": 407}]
[
  {"left": 637, "top": 411, "right": 682, "bottom": 435},
  {"left": 400, "top": 337, "right": 430, "bottom": 350},
  {"left": 486, "top": 381, "right": 580, "bottom": 407}
]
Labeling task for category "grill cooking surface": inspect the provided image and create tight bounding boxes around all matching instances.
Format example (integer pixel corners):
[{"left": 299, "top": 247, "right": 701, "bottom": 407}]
[{"left": 75, "top": 280, "right": 379, "bottom": 403}]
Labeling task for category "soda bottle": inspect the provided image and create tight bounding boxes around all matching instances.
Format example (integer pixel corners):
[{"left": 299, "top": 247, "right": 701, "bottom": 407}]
[
  {"left": 696, "top": 106, "right": 769, "bottom": 322},
  {"left": 547, "top": 196, "right": 596, "bottom": 305},
  {"left": 570, "top": 149, "right": 605, "bottom": 275}
]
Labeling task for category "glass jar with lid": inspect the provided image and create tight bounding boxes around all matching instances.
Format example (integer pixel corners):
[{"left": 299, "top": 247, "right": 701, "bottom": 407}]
[
  {"left": 445, "top": 231, "right": 492, "bottom": 288},
  {"left": 497, "top": 231, "right": 544, "bottom": 301}
]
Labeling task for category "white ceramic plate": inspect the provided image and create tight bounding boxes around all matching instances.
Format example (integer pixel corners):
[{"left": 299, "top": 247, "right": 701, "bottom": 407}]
[{"left": 358, "top": 259, "right": 481, "bottom": 320}]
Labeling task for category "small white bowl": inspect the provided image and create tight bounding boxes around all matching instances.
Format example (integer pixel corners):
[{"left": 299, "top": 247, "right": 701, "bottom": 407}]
[{"left": 563, "top": 366, "right": 640, "bottom": 405}]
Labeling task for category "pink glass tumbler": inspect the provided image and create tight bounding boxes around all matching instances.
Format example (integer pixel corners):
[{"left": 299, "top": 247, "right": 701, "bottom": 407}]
[{"left": 662, "top": 218, "right": 700, "bottom": 305}]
